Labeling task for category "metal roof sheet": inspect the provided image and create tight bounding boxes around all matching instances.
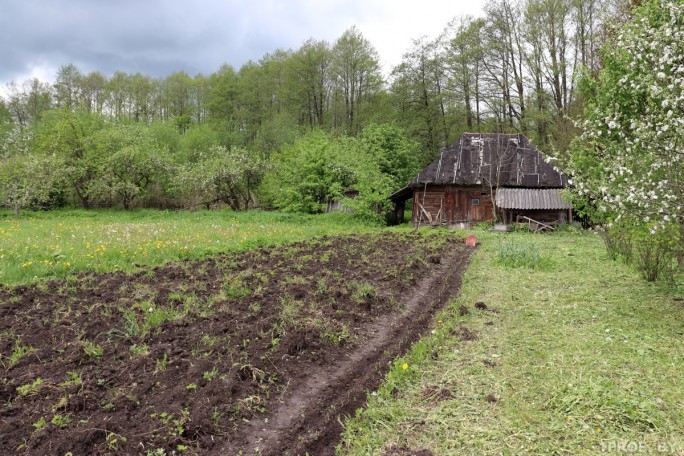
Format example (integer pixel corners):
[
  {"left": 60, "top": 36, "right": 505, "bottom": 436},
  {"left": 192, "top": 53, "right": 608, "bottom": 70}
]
[{"left": 495, "top": 188, "right": 572, "bottom": 210}]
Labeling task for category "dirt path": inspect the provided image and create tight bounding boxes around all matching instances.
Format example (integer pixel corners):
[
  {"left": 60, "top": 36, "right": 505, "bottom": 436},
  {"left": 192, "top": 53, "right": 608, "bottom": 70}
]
[{"left": 223, "top": 244, "right": 473, "bottom": 455}]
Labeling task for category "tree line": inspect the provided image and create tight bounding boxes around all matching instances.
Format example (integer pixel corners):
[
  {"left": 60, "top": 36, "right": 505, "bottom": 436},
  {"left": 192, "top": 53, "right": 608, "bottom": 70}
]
[{"left": 0, "top": 0, "right": 631, "bottom": 220}]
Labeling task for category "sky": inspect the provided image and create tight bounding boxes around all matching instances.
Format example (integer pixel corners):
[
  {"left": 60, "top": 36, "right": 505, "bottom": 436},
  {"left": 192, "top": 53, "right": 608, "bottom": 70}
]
[{"left": 0, "top": 0, "right": 488, "bottom": 90}]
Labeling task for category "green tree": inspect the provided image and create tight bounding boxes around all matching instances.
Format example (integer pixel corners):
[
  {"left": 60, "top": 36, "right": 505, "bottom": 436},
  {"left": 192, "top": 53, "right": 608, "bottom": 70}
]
[
  {"left": 54, "top": 64, "right": 83, "bottom": 110},
  {"left": 4, "top": 79, "right": 53, "bottom": 129},
  {"left": 176, "top": 146, "right": 267, "bottom": 210},
  {"left": 207, "top": 64, "right": 241, "bottom": 145},
  {"left": 163, "top": 71, "right": 194, "bottom": 120},
  {"left": 78, "top": 71, "right": 109, "bottom": 114},
  {"left": 564, "top": 0, "right": 683, "bottom": 276},
  {"left": 390, "top": 35, "right": 455, "bottom": 163},
  {"left": 128, "top": 72, "right": 155, "bottom": 122},
  {"left": 445, "top": 17, "right": 486, "bottom": 133},
  {"left": 174, "top": 123, "right": 220, "bottom": 163},
  {"left": 0, "top": 127, "right": 66, "bottom": 215},
  {"left": 89, "top": 125, "right": 171, "bottom": 209},
  {"left": 291, "top": 39, "right": 333, "bottom": 127},
  {"left": 263, "top": 131, "right": 357, "bottom": 213},
  {"left": 330, "top": 26, "right": 384, "bottom": 134},
  {"left": 360, "top": 123, "right": 419, "bottom": 189},
  {"left": 105, "top": 71, "right": 130, "bottom": 120},
  {"left": 32, "top": 109, "right": 106, "bottom": 208}
]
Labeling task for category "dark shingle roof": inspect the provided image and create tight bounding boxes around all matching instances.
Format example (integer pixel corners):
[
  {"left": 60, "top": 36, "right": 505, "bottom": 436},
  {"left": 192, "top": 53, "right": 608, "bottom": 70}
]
[
  {"left": 495, "top": 188, "right": 572, "bottom": 210},
  {"left": 410, "top": 133, "right": 568, "bottom": 188}
]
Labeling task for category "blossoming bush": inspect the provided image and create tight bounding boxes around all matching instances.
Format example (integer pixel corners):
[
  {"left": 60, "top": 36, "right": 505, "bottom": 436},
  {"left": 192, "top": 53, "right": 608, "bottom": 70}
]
[{"left": 566, "top": 0, "right": 683, "bottom": 280}]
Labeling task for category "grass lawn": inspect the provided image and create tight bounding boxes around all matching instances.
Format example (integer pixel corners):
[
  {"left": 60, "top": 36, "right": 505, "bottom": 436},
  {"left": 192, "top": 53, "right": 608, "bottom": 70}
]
[
  {"left": 0, "top": 209, "right": 376, "bottom": 285},
  {"left": 339, "top": 229, "right": 684, "bottom": 455}
]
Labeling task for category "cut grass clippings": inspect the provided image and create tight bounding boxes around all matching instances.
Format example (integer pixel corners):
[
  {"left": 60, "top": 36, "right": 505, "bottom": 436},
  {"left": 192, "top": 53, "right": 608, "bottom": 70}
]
[{"left": 339, "top": 229, "right": 684, "bottom": 455}]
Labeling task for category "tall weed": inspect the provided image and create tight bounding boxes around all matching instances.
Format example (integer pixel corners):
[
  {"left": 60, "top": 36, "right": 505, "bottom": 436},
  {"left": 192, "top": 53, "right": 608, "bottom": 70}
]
[{"left": 495, "top": 236, "right": 547, "bottom": 269}]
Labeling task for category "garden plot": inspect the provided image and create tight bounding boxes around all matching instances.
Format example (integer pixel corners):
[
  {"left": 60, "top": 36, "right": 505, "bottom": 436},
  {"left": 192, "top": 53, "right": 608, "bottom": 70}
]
[{"left": 0, "top": 231, "right": 472, "bottom": 455}]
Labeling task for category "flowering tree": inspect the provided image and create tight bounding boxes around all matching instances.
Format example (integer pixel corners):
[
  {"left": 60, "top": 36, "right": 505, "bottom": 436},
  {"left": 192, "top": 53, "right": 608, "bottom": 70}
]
[
  {"left": 175, "top": 145, "right": 267, "bottom": 210},
  {"left": 565, "top": 0, "right": 683, "bottom": 270},
  {"left": 565, "top": 0, "right": 683, "bottom": 277},
  {"left": 88, "top": 125, "right": 171, "bottom": 209},
  {"left": 0, "top": 127, "right": 66, "bottom": 215}
]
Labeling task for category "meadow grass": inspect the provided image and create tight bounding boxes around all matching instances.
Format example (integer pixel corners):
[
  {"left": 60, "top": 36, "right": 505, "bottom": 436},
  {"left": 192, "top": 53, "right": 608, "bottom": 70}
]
[
  {"left": 339, "top": 229, "right": 684, "bottom": 455},
  {"left": 0, "top": 208, "right": 377, "bottom": 285}
]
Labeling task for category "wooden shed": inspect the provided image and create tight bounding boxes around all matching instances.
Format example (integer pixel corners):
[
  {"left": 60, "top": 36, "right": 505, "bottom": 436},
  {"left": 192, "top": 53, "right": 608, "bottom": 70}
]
[{"left": 389, "top": 133, "right": 571, "bottom": 227}]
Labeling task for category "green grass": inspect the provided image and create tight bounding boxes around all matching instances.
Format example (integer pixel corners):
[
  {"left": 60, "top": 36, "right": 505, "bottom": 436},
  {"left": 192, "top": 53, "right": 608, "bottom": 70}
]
[
  {"left": 495, "top": 235, "right": 548, "bottom": 269},
  {"left": 0, "top": 209, "right": 376, "bottom": 285},
  {"left": 339, "top": 229, "right": 684, "bottom": 455}
]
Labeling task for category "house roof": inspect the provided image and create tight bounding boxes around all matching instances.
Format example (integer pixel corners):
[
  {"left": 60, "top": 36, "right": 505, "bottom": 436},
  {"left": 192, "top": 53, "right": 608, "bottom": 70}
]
[
  {"left": 389, "top": 186, "right": 413, "bottom": 202},
  {"left": 495, "top": 188, "right": 572, "bottom": 210},
  {"left": 410, "top": 133, "right": 568, "bottom": 189}
]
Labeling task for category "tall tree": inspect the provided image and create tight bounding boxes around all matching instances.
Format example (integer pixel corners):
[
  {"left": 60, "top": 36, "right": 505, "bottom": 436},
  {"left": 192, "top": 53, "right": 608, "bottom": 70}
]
[
  {"left": 481, "top": 0, "right": 528, "bottom": 132},
  {"left": 4, "top": 79, "right": 53, "bottom": 128},
  {"left": 128, "top": 72, "right": 154, "bottom": 122},
  {"left": 330, "top": 26, "right": 383, "bottom": 134},
  {"left": 390, "top": 36, "right": 449, "bottom": 162},
  {"left": 446, "top": 17, "right": 486, "bottom": 132},
  {"left": 207, "top": 64, "right": 241, "bottom": 146},
  {"left": 291, "top": 39, "right": 332, "bottom": 127},
  {"left": 33, "top": 109, "right": 105, "bottom": 208},
  {"left": 54, "top": 64, "right": 83, "bottom": 110},
  {"left": 163, "top": 71, "right": 194, "bottom": 125},
  {"left": 106, "top": 71, "right": 129, "bottom": 120},
  {"left": 78, "top": 71, "right": 108, "bottom": 114}
]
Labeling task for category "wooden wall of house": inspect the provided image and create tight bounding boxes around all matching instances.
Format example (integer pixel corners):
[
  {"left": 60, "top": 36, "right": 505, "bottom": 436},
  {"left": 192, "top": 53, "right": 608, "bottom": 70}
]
[{"left": 412, "top": 186, "right": 495, "bottom": 226}]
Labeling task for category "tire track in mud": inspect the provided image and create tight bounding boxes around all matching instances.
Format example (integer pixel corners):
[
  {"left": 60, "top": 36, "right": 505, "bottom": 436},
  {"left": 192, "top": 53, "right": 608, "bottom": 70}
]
[{"left": 221, "top": 244, "right": 474, "bottom": 456}]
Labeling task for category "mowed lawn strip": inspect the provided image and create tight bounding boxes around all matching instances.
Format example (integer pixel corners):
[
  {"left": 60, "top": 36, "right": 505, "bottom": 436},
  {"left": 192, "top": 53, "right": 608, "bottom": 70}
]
[
  {"left": 339, "top": 230, "right": 684, "bottom": 455},
  {"left": 0, "top": 209, "right": 376, "bottom": 285}
]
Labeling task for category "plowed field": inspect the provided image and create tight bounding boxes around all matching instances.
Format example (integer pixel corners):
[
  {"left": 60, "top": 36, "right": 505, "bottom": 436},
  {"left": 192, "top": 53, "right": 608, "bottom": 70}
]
[{"left": 1, "top": 231, "right": 473, "bottom": 455}]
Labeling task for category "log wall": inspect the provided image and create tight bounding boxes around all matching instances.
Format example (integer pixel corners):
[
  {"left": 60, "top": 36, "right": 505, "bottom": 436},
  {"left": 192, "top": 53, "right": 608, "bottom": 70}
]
[{"left": 412, "top": 186, "right": 495, "bottom": 226}]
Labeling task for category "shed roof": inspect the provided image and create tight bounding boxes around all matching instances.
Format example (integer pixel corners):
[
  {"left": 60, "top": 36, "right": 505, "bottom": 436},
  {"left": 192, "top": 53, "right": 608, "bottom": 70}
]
[
  {"left": 389, "top": 186, "right": 413, "bottom": 202},
  {"left": 410, "top": 133, "right": 568, "bottom": 188},
  {"left": 495, "top": 188, "right": 572, "bottom": 210}
]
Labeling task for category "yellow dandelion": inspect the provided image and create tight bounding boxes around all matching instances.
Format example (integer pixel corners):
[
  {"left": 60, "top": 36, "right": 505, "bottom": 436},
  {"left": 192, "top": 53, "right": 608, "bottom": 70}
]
[{"left": 402, "top": 363, "right": 409, "bottom": 370}]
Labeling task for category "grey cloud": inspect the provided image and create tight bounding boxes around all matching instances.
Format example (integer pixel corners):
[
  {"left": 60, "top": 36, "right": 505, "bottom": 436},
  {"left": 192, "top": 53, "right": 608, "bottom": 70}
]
[
  {"left": 0, "top": 0, "right": 269, "bottom": 83},
  {"left": 0, "top": 0, "right": 486, "bottom": 87}
]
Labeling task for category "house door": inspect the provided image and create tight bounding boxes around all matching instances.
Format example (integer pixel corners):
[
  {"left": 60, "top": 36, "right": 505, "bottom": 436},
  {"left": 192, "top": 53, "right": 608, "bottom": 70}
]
[{"left": 468, "top": 191, "right": 494, "bottom": 222}]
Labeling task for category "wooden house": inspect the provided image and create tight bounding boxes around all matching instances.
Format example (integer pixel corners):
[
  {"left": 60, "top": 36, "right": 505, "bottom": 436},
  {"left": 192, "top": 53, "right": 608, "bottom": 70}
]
[{"left": 389, "top": 133, "right": 571, "bottom": 227}]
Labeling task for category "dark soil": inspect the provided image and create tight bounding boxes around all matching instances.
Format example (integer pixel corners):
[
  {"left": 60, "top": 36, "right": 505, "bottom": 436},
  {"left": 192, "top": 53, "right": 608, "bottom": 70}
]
[
  {"left": 452, "top": 325, "right": 479, "bottom": 342},
  {"left": 0, "top": 231, "right": 472, "bottom": 455},
  {"left": 485, "top": 394, "right": 499, "bottom": 403}
]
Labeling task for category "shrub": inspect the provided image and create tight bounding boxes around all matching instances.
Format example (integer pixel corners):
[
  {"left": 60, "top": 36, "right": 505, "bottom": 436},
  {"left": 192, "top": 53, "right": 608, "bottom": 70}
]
[
  {"left": 601, "top": 227, "right": 633, "bottom": 263},
  {"left": 634, "top": 232, "right": 676, "bottom": 283}
]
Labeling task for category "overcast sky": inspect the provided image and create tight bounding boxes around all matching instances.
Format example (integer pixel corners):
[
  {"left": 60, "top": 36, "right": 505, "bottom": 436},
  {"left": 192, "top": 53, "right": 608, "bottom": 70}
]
[{"left": 1, "top": 0, "right": 487, "bottom": 89}]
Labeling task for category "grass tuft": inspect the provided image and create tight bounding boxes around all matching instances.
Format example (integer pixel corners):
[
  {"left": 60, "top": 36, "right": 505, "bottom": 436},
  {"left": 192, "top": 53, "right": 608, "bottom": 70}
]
[{"left": 495, "top": 235, "right": 548, "bottom": 269}]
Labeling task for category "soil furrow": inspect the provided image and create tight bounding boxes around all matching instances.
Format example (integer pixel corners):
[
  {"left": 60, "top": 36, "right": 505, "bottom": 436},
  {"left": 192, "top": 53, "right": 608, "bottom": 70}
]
[{"left": 225, "top": 243, "right": 473, "bottom": 455}]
